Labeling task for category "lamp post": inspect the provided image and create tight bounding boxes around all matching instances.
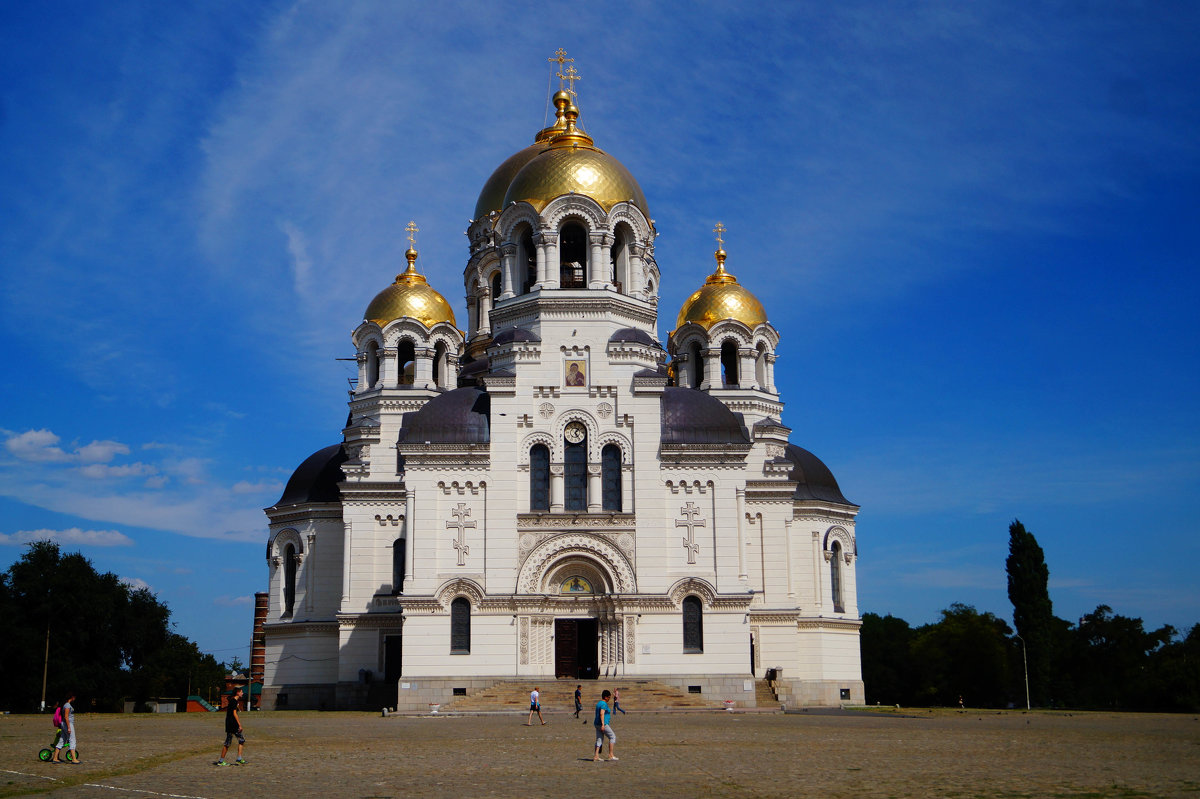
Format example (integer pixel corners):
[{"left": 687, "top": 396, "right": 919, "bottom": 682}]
[{"left": 1014, "top": 633, "right": 1031, "bottom": 710}]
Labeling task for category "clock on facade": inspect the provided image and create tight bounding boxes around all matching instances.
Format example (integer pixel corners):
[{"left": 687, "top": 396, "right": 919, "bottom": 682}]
[{"left": 564, "top": 421, "right": 586, "bottom": 444}]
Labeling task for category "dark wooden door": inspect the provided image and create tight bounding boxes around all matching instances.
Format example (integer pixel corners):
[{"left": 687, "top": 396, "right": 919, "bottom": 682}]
[{"left": 555, "top": 619, "right": 578, "bottom": 678}]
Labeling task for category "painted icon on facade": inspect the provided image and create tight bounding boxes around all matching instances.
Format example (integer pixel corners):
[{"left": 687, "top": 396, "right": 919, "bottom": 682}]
[{"left": 565, "top": 358, "right": 587, "bottom": 387}]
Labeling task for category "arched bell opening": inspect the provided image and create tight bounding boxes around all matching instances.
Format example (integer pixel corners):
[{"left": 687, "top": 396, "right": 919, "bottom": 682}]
[{"left": 559, "top": 222, "right": 587, "bottom": 288}]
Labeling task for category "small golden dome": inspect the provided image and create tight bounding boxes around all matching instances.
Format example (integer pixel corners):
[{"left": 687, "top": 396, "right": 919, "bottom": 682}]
[
  {"left": 364, "top": 246, "right": 457, "bottom": 329},
  {"left": 675, "top": 244, "right": 767, "bottom": 331}
]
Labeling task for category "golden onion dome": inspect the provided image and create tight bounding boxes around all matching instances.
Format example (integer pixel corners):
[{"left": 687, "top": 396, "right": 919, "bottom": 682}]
[
  {"left": 473, "top": 91, "right": 573, "bottom": 220},
  {"left": 496, "top": 92, "right": 649, "bottom": 216},
  {"left": 675, "top": 245, "right": 767, "bottom": 331},
  {"left": 364, "top": 246, "right": 457, "bottom": 329}
]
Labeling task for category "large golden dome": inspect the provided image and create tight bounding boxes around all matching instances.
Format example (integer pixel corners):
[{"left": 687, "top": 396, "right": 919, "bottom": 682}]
[
  {"left": 364, "top": 246, "right": 457, "bottom": 329},
  {"left": 676, "top": 246, "right": 767, "bottom": 331},
  {"left": 478, "top": 91, "right": 648, "bottom": 217}
]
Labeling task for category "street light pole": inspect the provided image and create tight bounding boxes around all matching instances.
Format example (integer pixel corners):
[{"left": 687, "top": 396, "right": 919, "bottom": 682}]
[{"left": 1014, "top": 633, "right": 1031, "bottom": 710}]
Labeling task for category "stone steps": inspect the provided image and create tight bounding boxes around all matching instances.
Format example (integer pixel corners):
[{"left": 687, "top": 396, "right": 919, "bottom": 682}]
[
  {"left": 754, "top": 679, "right": 778, "bottom": 708},
  {"left": 440, "top": 679, "right": 719, "bottom": 712}
]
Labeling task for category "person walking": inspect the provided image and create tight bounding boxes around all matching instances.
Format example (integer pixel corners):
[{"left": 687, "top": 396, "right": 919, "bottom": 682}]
[
  {"left": 592, "top": 689, "right": 617, "bottom": 762},
  {"left": 613, "top": 687, "right": 626, "bottom": 715},
  {"left": 573, "top": 685, "right": 582, "bottom": 720},
  {"left": 52, "top": 693, "right": 78, "bottom": 764},
  {"left": 527, "top": 686, "right": 546, "bottom": 726},
  {"left": 215, "top": 687, "right": 247, "bottom": 766}
]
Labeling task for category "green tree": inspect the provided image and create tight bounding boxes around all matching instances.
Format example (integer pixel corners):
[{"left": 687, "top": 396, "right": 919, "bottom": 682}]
[
  {"left": 1005, "top": 519, "right": 1054, "bottom": 705},
  {"left": 911, "top": 603, "right": 1013, "bottom": 707},
  {"left": 1063, "top": 605, "right": 1174, "bottom": 709},
  {"left": 860, "top": 613, "right": 917, "bottom": 706}
]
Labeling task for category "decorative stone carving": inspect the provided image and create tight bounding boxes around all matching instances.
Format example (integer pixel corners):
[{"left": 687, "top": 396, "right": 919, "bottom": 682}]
[
  {"left": 676, "top": 501, "right": 705, "bottom": 565},
  {"left": 538, "top": 402, "right": 555, "bottom": 419},
  {"left": 447, "top": 503, "right": 476, "bottom": 566},
  {"left": 597, "top": 401, "right": 613, "bottom": 418}
]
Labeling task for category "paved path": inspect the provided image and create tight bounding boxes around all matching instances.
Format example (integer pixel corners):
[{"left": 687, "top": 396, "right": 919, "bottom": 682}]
[{"left": 1, "top": 708, "right": 1197, "bottom": 798}]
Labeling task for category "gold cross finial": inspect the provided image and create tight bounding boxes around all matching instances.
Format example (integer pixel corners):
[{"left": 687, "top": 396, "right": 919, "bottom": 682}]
[
  {"left": 558, "top": 64, "right": 582, "bottom": 99},
  {"left": 713, "top": 222, "right": 726, "bottom": 248},
  {"left": 405, "top": 220, "right": 419, "bottom": 248},
  {"left": 549, "top": 48, "right": 573, "bottom": 77}
]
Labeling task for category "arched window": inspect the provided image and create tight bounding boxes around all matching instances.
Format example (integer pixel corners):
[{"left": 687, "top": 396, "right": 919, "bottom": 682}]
[
  {"left": 521, "top": 230, "right": 536, "bottom": 293},
  {"left": 564, "top": 436, "right": 587, "bottom": 511},
  {"left": 755, "top": 342, "right": 768, "bottom": 389},
  {"left": 721, "top": 340, "right": 739, "bottom": 387},
  {"left": 490, "top": 271, "right": 502, "bottom": 303},
  {"left": 830, "top": 542, "right": 845, "bottom": 613},
  {"left": 450, "top": 597, "right": 471, "bottom": 654},
  {"left": 365, "top": 341, "right": 380, "bottom": 389},
  {"left": 283, "top": 543, "right": 297, "bottom": 617},
  {"left": 397, "top": 339, "right": 416, "bottom": 386},
  {"left": 601, "top": 444, "right": 622, "bottom": 512},
  {"left": 610, "top": 228, "right": 628, "bottom": 292},
  {"left": 392, "top": 537, "right": 406, "bottom": 595},
  {"left": 688, "top": 341, "right": 704, "bottom": 389},
  {"left": 433, "top": 342, "right": 448, "bottom": 388},
  {"left": 529, "top": 444, "right": 550, "bottom": 511},
  {"left": 559, "top": 222, "right": 587, "bottom": 288},
  {"left": 682, "top": 595, "right": 703, "bottom": 653}
]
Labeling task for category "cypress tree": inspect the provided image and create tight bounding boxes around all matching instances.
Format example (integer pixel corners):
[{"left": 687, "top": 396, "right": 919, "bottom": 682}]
[{"left": 1006, "top": 519, "right": 1054, "bottom": 705}]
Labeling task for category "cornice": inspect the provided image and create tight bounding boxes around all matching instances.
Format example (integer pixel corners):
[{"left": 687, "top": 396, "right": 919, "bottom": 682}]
[{"left": 263, "top": 621, "right": 338, "bottom": 636}]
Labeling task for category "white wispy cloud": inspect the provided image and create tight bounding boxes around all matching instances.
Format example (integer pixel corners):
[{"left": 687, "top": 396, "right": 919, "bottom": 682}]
[
  {"left": 4, "top": 429, "right": 130, "bottom": 465},
  {"left": 214, "top": 595, "right": 254, "bottom": 607},
  {"left": 121, "top": 577, "right": 154, "bottom": 592},
  {"left": 0, "top": 528, "right": 134, "bottom": 547}
]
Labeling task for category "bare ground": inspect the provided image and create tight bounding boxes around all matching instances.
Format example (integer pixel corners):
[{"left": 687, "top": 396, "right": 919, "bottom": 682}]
[{"left": 1, "top": 707, "right": 1198, "bottom": 798}]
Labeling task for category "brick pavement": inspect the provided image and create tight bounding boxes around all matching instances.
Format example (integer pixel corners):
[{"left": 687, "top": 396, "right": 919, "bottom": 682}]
[{"left": 1, "top": 707, "right": 1198, "bottom": 798}]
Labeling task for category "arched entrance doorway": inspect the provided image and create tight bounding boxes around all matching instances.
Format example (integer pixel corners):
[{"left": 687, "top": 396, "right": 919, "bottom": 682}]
[{"left": 549, "top": 562, "right": 605, "bottom": 680}]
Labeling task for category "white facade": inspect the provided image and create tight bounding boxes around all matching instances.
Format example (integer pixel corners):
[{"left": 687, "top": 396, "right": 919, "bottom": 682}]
[{"left": 262, "top": 78, "right": 862, "bottom": 711}]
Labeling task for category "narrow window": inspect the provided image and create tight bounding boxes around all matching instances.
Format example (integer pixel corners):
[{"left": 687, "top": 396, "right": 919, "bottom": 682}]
[
  {"left": 365, "top": 342, "right": 380, "bottom": 389},
  {"left": 530, "top": 444, "right": 550, "bottom": 511},
  {"left": 559, "top": 223, "right": 587, "bottom": 288},
  {"left": 398, "top": 339, "right": 416, "bottom": 386},
  {"left": 392, "top": 538, "right": 406, "bottom": 595},
  {"left": 490, "top": 271, "right": 502, "bottom": 303},
  {"left": 682, "top": 595, "right": 703, "bottom": 653},
  {"left": 721, "top": 340, "right": 739, "bottom": 387},
  {"left": 450, "top": 597, "right": 471, "bottom": 653},
  {"left": 830, "top": 542, "right": 845, "bottom": 613},
  {"left": 689, "top": 341, "right": 704, "bottom": 389},
  {"left": 283, "top": 543, "right": 296, "bottom": 617},
  {"left": 521, "top": 230, "right": 536, "bottom": 293},
  {"left": 601, "top": 444, "right": 622, "bottom": 512},
  {"left": 564, "top": 437, "right": 587, "bottom": 511}
]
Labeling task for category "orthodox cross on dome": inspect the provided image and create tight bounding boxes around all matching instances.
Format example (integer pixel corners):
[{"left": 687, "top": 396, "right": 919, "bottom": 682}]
[
  {"left": 713, "top": 221, "right": 726, "bottom": 248},
  {"left": 559, "top": 64, "right": 582, "bottom": 99},
  {"left": 548, "top": 48, "right": 573, "bottom": 80},
  {"left": 447, "top": 503, "right": 475, "bottom": 566},
  {"left": 677, "top": 502, "right": 705, "bottom": 565},
  {"left": 405, "top": 220, "right": 419, "bottom": 248}
]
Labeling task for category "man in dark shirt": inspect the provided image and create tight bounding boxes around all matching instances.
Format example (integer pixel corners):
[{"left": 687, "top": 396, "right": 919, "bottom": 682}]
[{"left": 215, "top": 687, "right": 246, "bottom": 766}]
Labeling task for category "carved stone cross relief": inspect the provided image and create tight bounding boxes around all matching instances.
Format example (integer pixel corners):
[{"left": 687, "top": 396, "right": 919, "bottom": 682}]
[{"left": 447, "top": 502, "right": 476, "bottom": 566}]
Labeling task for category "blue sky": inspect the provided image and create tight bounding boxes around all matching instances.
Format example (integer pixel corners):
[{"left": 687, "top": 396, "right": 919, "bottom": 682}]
[{"left": 2, "top": 1, "right": 1197, "bottom": 660}]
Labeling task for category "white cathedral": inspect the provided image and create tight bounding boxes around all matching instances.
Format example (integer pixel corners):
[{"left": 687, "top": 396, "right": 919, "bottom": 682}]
[{"left": 261, "top": 61, "right": 863, "bottom": 711}]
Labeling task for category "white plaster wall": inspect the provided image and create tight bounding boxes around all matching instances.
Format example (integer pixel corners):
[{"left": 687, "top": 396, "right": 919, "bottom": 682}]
[
  {"left": 264, "top": 630, "right": 338, "bottom": 686},
  {"left": 401, "top": 614, "right": 518, "bottom": 677},
  {"left": 631, "top": 611, "right": 750, "bottom": 675}
]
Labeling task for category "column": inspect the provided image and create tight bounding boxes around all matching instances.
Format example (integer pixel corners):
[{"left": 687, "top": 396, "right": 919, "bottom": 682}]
[
  {"left": 305, "top": 532, "right": 316, "bottom": 612},
  {"left": 740, "top": 347, "right": 757, "bottom": 389},
  {"left": 811, "top": 531, "right": 823, "bottom": 610},
  {"left": 783, "top": 519, "right": 794, "bottom": 598},
  {"left": 380, "top": 348, "right": 397, "bottom": 388},
  {"left": 500, "top": 243, "right": 517, "bottom": 299},
  {"left": 404, "top": 490, "right": 415, "bottom": 585},
  {"left": 620, "top": 466, "right": 632, "bottom": 513},
  {"left": 414, "top": 347, "right": 434, "bottom": 389},
  {"left": 356, "top": 352, "right": 368, "bottom": 394},
  {"left": 466, "top": 294, "right": 478, "bottom": 338},
  {"left": 587, "top": 464, "right": 602, "bottom": 512},
  {"left": 588, "top": 231, "right": 608, "bottom": 288},
  {"left": 340, "top": 521, "right": 353, "bottom": 610},
  {"left": 541, "top": 230, "right": 559, "bottom": 289},
  {"left": 550, "top": 464, "right": 564, "bottom": 513},
  {"left": 735, "top": 488, "right": 747, "bottom": 580},
  {"left": 628, "top": 243, "right": 645, "bottom": 296},
  {"left": 479, "top": 288, "right": 492, "bottom": 334},
  {"left": 766, "top": 354, "right": 777, "bottom": 393},
  {"left": 701, "top": 349, "right": 720, "bottom": 390}
]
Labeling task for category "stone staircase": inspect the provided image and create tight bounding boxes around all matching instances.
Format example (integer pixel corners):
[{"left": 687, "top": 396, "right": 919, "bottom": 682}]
[
  {"left": 754, "top": 679, "right": 778, "bottom": 708},
  {"left": 440, "top": 679, "right": 720, "bottom": 713}
]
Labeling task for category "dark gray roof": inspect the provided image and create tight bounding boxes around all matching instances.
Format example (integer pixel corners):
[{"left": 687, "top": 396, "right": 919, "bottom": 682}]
[
  {"left": 660, "top": 387, "right": 750, "bottom": 445},
  {"left": 609, "top": 327, "right": 659, "bottom": 347},
  {"left": 491, "top": 327, "right": 540, "bottom": 345},
  {"left": 276, "top": 444, "right": 347, "bottom": 505},
  {"left": 785, "top": 443, "right": 856, "bottom": 506},
  {"left": 399, "top": 387, "right": 490, "bottom": 445}
]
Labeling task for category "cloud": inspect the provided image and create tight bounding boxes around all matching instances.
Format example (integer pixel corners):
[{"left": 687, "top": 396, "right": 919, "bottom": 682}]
[
  {"left": 5, "top": 429, "right": 131, "bottom": 465},
  {"left": 0, "top": 528, "right": 134, "bottom": 547},
  {"left": 231, "top": 479, "right": 283, "bottom": 495},
  {"left": 121, "top": 577, "right": 154, "bottom": 592},
  {"left": 78, "top": 462, "right": 158, "bottom": 479},
  {"left": 214, "top": 595, "right": 254, "bottom": 607}
]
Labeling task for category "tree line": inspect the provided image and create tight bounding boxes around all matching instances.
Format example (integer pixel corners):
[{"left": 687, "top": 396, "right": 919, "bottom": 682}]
[
  {"left": 860, "top": 520, "right": 1200, "bottom": 711},
  {"left": 0, "top": 542, "right": 228, "bottom": 712}
]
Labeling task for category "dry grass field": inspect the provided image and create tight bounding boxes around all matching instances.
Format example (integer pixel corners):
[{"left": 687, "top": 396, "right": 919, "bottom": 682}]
[{"left": 1, "top": 707, "right": 1198, "bottom": 798}]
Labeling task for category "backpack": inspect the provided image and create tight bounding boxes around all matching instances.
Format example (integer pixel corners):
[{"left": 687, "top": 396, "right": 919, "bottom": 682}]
[{"left": 53, "top": 706, "right": 62, "bottom": 727}]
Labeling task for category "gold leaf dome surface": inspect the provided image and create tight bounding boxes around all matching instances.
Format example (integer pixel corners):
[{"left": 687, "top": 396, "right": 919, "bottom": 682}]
[
  {"left": 503, "top": 144, "right": 648, "bottom": 214},
  {"left": 364, "top": 248, "right": 457, "bottom": 329},
  {"left": 675, "top": 252, "right": 767, "bottom": 331},
  {"left": 474, "top": 142, "right": 545, "bottom": 221}
]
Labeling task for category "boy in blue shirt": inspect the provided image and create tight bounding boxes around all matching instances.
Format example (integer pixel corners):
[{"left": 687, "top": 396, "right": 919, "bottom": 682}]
[{"left": 592, "top": 689, "right": 617, "bottom": 761}]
